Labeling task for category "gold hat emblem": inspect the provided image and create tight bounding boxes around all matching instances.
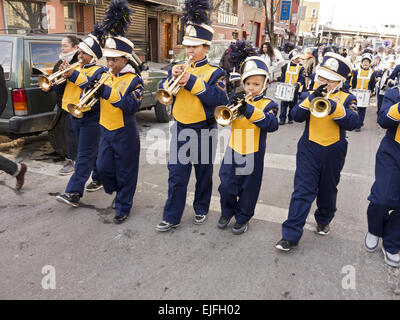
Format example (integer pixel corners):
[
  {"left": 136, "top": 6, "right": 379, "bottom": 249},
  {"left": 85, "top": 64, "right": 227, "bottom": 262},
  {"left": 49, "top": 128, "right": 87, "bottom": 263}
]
[
  {"left": 105, "top": 38, "right": 116, "bottom": 49},
  {"left": 243, "top": 61, "right": 258, "bottom": 74},
  {"left": 186, "top": 25, "right": 197, "bottom": 37},
  {"left": 324, "top": 58, "right": 339, "bottom": 71}
]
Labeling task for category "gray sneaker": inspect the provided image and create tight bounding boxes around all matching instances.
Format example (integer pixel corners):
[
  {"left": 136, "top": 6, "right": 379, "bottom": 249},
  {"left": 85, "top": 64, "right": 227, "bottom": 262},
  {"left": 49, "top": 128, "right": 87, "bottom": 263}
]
[
  {"left": 382, "top": 247, "right": 400, "bottom": 268},
  {"left": 365, "top": 232, "right": 379, "bottom": 252},
  {"left": 57, "top": 160, "right": 75, "bottom": 176}
]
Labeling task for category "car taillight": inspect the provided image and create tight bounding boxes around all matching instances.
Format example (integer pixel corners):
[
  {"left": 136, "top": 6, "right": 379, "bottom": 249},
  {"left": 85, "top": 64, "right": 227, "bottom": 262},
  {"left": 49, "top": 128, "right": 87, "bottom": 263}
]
[{"left": 12, "top": 89, "right": 28, "bottom": 115}]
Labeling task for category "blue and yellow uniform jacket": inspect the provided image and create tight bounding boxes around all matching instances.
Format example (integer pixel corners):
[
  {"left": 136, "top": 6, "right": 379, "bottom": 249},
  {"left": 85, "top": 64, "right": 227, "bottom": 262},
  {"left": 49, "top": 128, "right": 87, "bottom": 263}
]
[
  {"left": 229, "top": 94, "right": 278, "bottom": 155},
  {"left": 159, "top": 57, "right": 228, "bottom": 128},
  {"left": 280, "top": 62, "right": 305, "bottom": 88},
  {"left": 378, "top": 86, "right": 400, "bottom": 144},
  {"left": 52, "top": 62, "right": 105, "bottom": 113},
  {"left": 95, "top": 65, "right": 144, "bottom": 131},
  {"left": 293, "top": 89, "right": 359, "bottom": 146},
  {"left": 350, "top": 67, "right": 377, "bottom": 91},
  {"left": 388, "top": 65, "right": 400, "bottom": 82}
]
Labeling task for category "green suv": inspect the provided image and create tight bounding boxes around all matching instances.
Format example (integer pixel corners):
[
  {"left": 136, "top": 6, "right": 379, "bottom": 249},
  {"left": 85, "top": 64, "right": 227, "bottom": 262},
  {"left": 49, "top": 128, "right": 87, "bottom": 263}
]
[{"left": 0, "top": 33, "right": 171, "bottom": 156}]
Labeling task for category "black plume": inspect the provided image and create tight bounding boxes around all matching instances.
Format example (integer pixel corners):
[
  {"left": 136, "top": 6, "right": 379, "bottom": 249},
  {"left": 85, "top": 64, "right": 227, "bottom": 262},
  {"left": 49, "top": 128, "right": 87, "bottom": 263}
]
[
  {"left": 228, "top": 40, "right": 258, "bottom": 70},
  {"left": 103, "top": 0, "right": 134, "bottom": 37},
  {"left": 92, "top": 22, "right": 106, "bottom": 47},
  {"left": 181, "top": 0, "right": 211, "bottom": 26}
]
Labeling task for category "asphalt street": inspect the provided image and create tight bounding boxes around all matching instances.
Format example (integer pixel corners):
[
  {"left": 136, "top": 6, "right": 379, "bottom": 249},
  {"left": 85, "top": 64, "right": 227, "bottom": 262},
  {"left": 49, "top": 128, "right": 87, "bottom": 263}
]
[{"left": 1, "top": 84, "right": 400, "bottom": 300}]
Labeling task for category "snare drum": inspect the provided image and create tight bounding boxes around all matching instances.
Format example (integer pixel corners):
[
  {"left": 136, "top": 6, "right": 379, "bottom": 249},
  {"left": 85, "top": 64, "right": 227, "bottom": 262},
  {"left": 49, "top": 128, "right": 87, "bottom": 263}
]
[
  {"left": 351, "top": 89, "right": 371, "bottom": 107},
  {"left": 275, "top": 83, "right": 296, "bottom": 101}
]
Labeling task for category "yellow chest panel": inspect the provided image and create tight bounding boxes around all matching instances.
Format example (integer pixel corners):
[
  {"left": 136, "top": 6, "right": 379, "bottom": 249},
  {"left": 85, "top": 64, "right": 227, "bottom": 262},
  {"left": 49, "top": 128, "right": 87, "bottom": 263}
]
[
  {"left": 309, "top": 91, "right": 348, "bottom": 146},
  {"left": 285, "top": 64, "right": 300, "bottom": 84},
  {"left": 356, "top": 68, "right": 372, "bottom": 90},
  {"left": 99, "top": 73, "right": 136, "bottom": 131},
  {"left": 172, "top": 64, "right": 216, "bottom": 124},
  {"left": 229, "top": 99, "right": 269, "bottom": 155},
  {"left": 61, "top": 66, "right": 101, "bottom": 112}
]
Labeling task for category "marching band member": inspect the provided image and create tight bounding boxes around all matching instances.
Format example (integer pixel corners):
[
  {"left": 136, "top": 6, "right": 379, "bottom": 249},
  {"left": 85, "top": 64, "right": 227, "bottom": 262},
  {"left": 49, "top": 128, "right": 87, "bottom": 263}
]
[
  {"left": 156, "top": 0, "right": 228, "bottom": 232},
  {"left": 276, "top": 53, "right": 359, "bottom": 252},
  {"left": 387, "top": 60, "right": 400, "bottom": 87},
  {"left": 350, "top": 52, "right": 377, "bottom": 131},
  {"left": 278, "top": 49, "right": 305, "bottom": 125},
  {"left": 376, "top": 55, "right": 397, "bottom": 113},
  {"left": 55, "top": 25, "right": 106, "bottom": 208},
  {"left": 92, "top": 0, "right": 144, "bottom": 224},
  {"left": 365, "top": 85, "right": 400, "bottom": 267},
  {"left": 217, "top": 54, "right": 278, "bottom": 234}
]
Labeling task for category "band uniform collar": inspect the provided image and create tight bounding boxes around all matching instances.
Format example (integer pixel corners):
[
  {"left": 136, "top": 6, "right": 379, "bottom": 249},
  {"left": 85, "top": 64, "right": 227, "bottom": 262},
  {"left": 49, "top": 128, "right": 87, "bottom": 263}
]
[
  {"left": 252, "top": 92, "right": 264, "bottom": 102},
  {"left": 193, "top": 57, "right": 208, "bottom": 67}
]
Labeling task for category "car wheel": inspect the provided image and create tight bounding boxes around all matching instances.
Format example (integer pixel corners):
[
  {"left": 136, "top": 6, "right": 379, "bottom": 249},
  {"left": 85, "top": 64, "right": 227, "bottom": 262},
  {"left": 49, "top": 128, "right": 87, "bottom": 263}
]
[
  {"left": 48, "top": 112, "right": 67, "bottom": 157},
  {"left": 154, "top": 101, "right": 172, "bottom": 123}
]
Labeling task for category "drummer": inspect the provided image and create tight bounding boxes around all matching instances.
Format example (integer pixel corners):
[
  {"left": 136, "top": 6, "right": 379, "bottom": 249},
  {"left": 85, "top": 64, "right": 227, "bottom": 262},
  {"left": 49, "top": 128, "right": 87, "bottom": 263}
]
[
  {"left": 350, "top": 52, "right": 377, "bottom": 132},
  {"left": 278, "top": 49, "right": 305, "bottom": 125}
]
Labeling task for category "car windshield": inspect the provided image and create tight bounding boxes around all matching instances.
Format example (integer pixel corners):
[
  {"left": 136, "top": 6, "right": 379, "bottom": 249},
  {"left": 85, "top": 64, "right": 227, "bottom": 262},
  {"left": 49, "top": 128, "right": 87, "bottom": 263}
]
[
  {"left": 0, "top": 41, "right": 12, "bottom": 80},
  {"left": 30, "top": 42, "right": 61, "bottom": 76}
]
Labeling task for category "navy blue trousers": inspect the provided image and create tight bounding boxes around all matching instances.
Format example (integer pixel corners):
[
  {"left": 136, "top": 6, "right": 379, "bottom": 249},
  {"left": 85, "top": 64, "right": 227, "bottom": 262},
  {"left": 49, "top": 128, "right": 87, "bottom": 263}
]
[
  {"left": 63, "top": 110, "right": 78, "bottom": 161},
  {"left": 96, "top": 120, "right": 140, "bottom": 217},
  {"left": 377, "top": 94, "right": 384, "bottom": 114},
  {"left": 279, "top": 95, "right": 298, "bottom": 122},
  {"left": 367, "top": 203, "right": 400, "bottom": 254},
  {"left": 357, "top": 107, "right": 366, "bottom": 129},
  {"left": 163, "top": 121, "right": 217, "bottom": 225},
  {"left": 66, "top": 113, "right": 100, "bottom": 196},
  {"left": 218, "top": 147, "right": 265, "bottom": 224},
  {"left": 282, "top": 138, "right": 347, "bottom": 243},
  {"left": 367, "top": 137, "right": 400, "bottom": 253}
]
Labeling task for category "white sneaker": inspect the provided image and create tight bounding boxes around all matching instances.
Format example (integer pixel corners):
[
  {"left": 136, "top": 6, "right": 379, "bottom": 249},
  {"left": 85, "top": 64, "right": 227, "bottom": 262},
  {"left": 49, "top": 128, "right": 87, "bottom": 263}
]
[
  {"left": 364, "top": 232, "right": 379, "bottom": 252},
  {"left": 382, "top": 248, "right": 400, "bottom": 268}
]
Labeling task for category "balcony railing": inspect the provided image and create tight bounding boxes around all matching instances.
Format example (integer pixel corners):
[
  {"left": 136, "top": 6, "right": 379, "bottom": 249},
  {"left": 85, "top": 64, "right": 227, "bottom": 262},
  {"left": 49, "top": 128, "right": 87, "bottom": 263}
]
[{"left": 217, "top": 11, "right": 238, "bottom": 26}]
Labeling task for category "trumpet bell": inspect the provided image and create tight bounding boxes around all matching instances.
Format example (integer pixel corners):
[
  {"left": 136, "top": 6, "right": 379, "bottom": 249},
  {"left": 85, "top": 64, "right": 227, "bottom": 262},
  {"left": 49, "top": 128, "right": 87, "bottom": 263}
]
[
  {"left": 310, "top": 97, "right": 331, "bottom": 118},
  {"left": 214, "top": 105, "right": 234, "bottom": 127},
  {"left": 156, "top": 89, "right": 173, "bottom": 105},
  {"left": 67, "top": 103, "right": 83, "bottom": 118},
  {"left": 38, "top": 75, "right": 51, "bottom": 92}
]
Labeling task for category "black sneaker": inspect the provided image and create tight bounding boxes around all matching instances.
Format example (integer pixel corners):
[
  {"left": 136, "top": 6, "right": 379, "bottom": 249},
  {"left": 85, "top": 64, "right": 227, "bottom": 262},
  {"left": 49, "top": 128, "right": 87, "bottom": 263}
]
[
  {"left": 56, "top": 192, "right": 80, "bottom": 208},
  {"left": 217, "top": 215, "right": 232, "bottom": 229},
  {"left": 232, "top": 221, "right": 249, "bottom": 235},
  {"left": 156, "top": 220, "right": 180, "bottom": 232},
  {"left": 275, "top": 238, "right": 298, "bottom": 252},
  {"left": 85, "top": 181, "right": 103, "bottom": 192},
  {"left": 279, "top": 120, "right": 285, "bottom": 125},
  {"left": 288, "top": 120, "right": 294, "bottom": 124},
  {"left": 316, "top": 224, "right": 330, "bottom": 235},
  {"left": 194, "top": 214, "right": 207, "bottom": 225},
  {"left": 113, "top": 214, "right": 128, "bottom": 224}
]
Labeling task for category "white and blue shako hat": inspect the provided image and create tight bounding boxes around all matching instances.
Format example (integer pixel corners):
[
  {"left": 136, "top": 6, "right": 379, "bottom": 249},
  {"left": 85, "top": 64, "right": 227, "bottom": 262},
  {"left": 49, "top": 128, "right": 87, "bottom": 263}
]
[
  {"left": 288, "top": 49, "right": 301, "bottom": 61},
  {"left": 316, "top": 52, "right": 353, "bottom": 81},
  {"left": 240, "top": 57, "right": 270, "bottom": 83},
  {"left": 101, "top": 0, "right": 134, "bottom": 59},
  {"left": 181, "top": 0, "right": 214, "bottom": 46},
  {"left": 79, "top": 23, "right": 105, "bottom": 61}
]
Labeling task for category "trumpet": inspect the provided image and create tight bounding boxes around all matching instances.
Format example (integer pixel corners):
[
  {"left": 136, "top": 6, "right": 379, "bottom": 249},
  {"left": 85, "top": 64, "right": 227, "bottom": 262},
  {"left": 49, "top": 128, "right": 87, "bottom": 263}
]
[
  {"left": 214, "top": 93, "right": 253, "bottom": 127},
  {"left": 156, "top": 55, "right": 193, "bottom": 105},
  {"left": 67, "top": 71, "right": 112, "bottom": 118},
  {"left": 309, "top": 90, "right": 332, "bottom": 118},
  {"left": 38, "top": 61, "right": 81, "bottom": 92}
]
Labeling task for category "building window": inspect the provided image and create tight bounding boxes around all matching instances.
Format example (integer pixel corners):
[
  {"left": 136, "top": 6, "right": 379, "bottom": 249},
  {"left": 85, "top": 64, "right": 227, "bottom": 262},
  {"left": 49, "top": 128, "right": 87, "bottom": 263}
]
[
  {"left": 64, "top": 3, "right": 75, "bottom": 19},
  {"left": 177, "top": 21, "right": 185, "bottom": 45}
]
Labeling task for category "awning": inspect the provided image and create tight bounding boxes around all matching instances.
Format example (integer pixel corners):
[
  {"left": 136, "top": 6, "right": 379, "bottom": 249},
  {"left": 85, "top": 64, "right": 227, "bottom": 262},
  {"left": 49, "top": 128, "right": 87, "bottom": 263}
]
[
  {"left": 61, "top": 0, "right": 104, "bottom": 5},
  {"left": 144, "top": 0, "right": 179, "bottom": 8}
]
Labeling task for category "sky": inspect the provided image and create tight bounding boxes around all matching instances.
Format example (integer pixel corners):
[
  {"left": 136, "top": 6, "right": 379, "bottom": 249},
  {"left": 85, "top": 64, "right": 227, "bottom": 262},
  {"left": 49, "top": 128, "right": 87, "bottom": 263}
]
[{"left": 312, "top": 0, "right": 400, "bottom": 28}]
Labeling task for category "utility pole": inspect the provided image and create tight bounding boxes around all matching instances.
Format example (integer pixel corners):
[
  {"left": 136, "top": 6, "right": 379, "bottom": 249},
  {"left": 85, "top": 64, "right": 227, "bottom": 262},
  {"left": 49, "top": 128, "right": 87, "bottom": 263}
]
[{"left": 328, "top": 5, "right": 334, "bottom": 44}]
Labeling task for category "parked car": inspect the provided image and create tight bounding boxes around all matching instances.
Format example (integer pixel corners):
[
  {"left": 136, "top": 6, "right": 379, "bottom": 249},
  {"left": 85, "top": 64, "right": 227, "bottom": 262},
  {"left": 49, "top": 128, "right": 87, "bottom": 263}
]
[{"left": 0, "top": 33, "right": 170, "bottom": 156}]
